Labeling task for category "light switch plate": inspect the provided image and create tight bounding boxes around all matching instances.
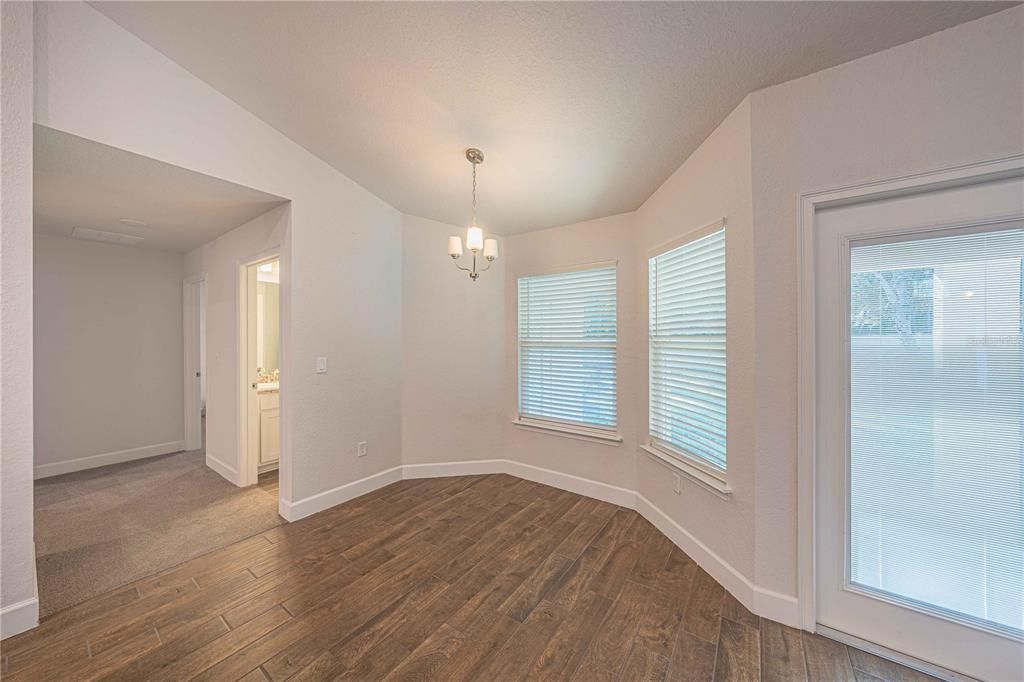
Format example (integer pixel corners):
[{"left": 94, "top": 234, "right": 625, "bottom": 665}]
[{"left": 316, "top": 357, "right": 328, "bottom": 373}]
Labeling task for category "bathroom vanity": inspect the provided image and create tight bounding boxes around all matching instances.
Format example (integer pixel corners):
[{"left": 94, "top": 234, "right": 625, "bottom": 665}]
[{"left": 256, "top": 382, "right": 280, "bottom": 469}]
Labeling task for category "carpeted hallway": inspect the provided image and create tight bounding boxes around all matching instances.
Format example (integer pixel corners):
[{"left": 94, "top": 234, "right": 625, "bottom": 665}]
[{"left": 34, "top": 446, "right": 282, "bottom": 616}]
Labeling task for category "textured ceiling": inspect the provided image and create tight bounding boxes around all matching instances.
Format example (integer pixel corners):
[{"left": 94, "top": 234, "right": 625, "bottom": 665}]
[
  {"left": 91, "top": 1, "right": 1015, "bottom": 234},
  {"left": 34, "top": 126, "right": 287, "bottom": 252}
]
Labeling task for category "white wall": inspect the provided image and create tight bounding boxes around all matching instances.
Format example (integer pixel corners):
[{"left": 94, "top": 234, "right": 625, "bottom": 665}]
[
  {"left": 184, "top": 204, "right": 287, "bottom": 485},
  {"left": 0, "top": 1, "right": 38, "bottom": 636},
  {"left": 33, "top": 234, "right": 185, "bottom": 477},
  {"left": 746, "top": 4, "right": 1024, "bottom": 597},
  {"left": 401, "top": 215, "right": 505, "bottom": 466},
  {"left": 33, "top": 1, "right": 404, "bottom": 512}
]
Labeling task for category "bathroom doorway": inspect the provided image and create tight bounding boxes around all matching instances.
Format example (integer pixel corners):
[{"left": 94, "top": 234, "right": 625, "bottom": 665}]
[{"left": 243, "top": 256, "right": 281, "bottom": 488}]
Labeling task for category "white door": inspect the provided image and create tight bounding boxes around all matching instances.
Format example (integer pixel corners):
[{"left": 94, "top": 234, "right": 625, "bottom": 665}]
[{"left": 814, "top": 172, "right": 1024, "bottom": 681}]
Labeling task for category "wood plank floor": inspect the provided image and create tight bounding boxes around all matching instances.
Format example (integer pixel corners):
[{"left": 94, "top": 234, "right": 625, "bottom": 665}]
[{"left": 1, "top": 474, "right": 937, "bottom": 681}]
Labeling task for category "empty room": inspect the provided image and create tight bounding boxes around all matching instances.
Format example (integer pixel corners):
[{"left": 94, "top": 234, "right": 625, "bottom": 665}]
[{"left": 1, "top": 2, "right": 1021, "bottom": 681}]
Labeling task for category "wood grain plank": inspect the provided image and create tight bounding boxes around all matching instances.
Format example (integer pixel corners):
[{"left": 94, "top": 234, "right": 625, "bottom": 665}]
[
  {"left": 714, "top": 617, "right": 760, "bottom": 682},
  {"left": 571, "top": 580, "right": 652, "bottom": 682},
  {"left": 802, "top": 632, "right": 857, "bottom": 682},
  {"left": 761, "top": 620, "right": 806, "bottom": 682},
  {"left": 669, "top": 631, "right": 717, "bottom": 682},
  {"left": 475, "top": 600, "right": 567, "bottom": 681},
  {"left": 619, "top": 642, "right": 670, "bottom": 682},
  {"left": 527, "top": 590, "right": 613, "bottom": 682},
  {"left": 681, "top": 568, "right": 724, "bottom": 644}
]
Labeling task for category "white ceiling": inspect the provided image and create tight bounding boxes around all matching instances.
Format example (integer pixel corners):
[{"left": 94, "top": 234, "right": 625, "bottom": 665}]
[
  {"left": 34, "top": 126, "right": 287, "bottom": 252},
  {"left": 91, "top": 1, "right": 1015, "bottom": 235}
]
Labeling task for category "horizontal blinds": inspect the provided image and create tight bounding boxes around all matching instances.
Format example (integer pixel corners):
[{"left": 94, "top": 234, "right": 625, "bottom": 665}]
[
  {"left": 849, "top": 227, "right": 1024, "bottom": 636},
  {"left": 518, "top": 265, "right": 617, "bottom": 428},
  {"left": 649, "top": 228, "right": 726, "bottom": 470}
]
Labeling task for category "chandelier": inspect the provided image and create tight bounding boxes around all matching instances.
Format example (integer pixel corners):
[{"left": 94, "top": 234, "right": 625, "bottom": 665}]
[{"left": 447, "top": 148, "right": 498, "bottom": 281}]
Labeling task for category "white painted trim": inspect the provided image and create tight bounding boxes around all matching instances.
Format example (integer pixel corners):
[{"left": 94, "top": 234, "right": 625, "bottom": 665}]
[
  {"left": 636, "top": 494, "right": 799, "bottom": 627},
  {"left": 205, "top": 452, "right": 240, "bottom": 486},
  {"left": 401, "top": 459, "right": 506, "bottom": 479},
  {"left": 33, "top": 440, "right": 186, "bottom": 479},
  {"left": 815, "top": 625, "right": 979, "bottom": 682},
  {"left": 648, "top": 217, "right": 726, "bottom": 258},
  {"left": 280, "top": 465, "right": 403, "bottom": 522},
  {"left": 511, "top": 418, "right": 622, "bottom": 445},
  {"left": 0, "top": 595, "right": 39, "bottom": 639},
  {"left": 402, "top": 459, "right": 638, "bottom": 509},
  {"left": 796, "top": 154, "right": 1024, "bottom": 633},
  {"left": 1, "top": 547, "right": 39, "bottom": 638},
  {"left": 183, "top": 275, "right": 206, "bottom": 453},
  {"left": 640, "top": 443, "right": 732, "bottom": 498}
]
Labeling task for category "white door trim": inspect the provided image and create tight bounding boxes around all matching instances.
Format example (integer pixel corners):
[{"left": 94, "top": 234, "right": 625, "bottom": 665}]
[
  {"left": 237, "top": 249, "right": 281, "bottom": 489},
  {"left": 183, "top": 274, "right": 206, "bottom": 452},
  {"left": 796, "top": 153, "right": 1024, "bottom": 633}
]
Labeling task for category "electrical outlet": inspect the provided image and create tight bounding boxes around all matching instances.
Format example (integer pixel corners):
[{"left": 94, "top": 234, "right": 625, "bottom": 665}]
[
  {"left": 672, "top": 473, "right": 681, "bottom": 494},
  {"left": 357, "top": 441, "right": 368, "bottom": 457}
]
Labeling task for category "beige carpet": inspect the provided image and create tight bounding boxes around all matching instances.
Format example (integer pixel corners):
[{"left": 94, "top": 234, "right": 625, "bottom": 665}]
[{"left": 34, "top": 448, "right": 282, "bottom": 617}]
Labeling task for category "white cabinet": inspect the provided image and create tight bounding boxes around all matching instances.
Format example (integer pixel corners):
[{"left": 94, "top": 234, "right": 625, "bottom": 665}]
[{"left": 258, "top": 390, "right": 280, "bottom": 466}]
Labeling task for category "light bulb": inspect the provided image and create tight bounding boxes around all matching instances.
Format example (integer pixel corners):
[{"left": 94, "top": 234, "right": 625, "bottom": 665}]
[{"left": 466, "top": 226, "right": 484, "bottom": 252}]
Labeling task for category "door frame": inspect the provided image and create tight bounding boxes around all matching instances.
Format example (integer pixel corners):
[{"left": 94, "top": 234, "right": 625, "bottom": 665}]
[
  {"left": 796, "top": 154, "right": 1024, "bottom": 635},
  {"left": 183, "top": 274, "right": 206, "bottom": 452},
  {"left": 237, "top": 249, "right": 282, "bottom": 488}
]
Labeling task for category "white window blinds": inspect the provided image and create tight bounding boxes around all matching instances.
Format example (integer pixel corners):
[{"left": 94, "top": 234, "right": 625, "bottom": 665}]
[
  {"left": 649, "top": 227, "right": 727, "bottom": 471},
  {"left": 518, "top": 265, "right": 617, "bottom": 429},
  {"left": 849, "top": 227, "right": 1024, "bottom": 636}
]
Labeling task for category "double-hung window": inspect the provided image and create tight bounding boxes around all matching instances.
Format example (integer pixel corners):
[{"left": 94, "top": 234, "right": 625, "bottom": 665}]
[
  {"left": 517, "top": 264, "right": 617, "bottom": 433},
  {"left": 648, "top": 224, "right": 727, "bottom": 476}
]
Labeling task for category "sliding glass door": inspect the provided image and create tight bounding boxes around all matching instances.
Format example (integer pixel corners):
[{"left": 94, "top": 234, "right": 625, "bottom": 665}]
[{"left": 814, "top": 174, "right": 1024, "bottom": 681}]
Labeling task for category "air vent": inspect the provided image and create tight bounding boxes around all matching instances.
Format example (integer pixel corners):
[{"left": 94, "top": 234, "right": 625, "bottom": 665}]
[{"left": 71, "top": 227, "right": 145, "bottom": 246}]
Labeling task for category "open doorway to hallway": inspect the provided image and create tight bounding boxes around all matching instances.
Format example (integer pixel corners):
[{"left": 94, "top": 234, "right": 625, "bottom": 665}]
[{"left": 31, "top": 125, "right": 289, "bottom": 617}]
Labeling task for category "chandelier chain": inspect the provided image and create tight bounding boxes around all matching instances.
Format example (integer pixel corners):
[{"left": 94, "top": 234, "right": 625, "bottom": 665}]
[{"left": 472, "top": 162, "right": 477, "bottom": 225}]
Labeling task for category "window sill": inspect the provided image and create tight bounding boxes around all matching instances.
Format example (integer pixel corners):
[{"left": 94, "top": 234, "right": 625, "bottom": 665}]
[
  {"left": 640, "top": 443, "right": 733, "bottom": 498},
  {"left": 512, "top": 418, "right": 623, "bottom": 446}
]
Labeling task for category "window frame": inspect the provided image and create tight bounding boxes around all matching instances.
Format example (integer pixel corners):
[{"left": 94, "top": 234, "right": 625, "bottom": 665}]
[
  {"left": 646, "top": 218, "right": 730, "bottom": 493},
  {"left": 515, "top": 260, "right": 621, "bottom": 442}
]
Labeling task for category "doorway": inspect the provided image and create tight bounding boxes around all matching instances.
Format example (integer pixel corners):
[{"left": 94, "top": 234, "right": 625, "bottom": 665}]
[
  {"left": 184, "top": 276, "right": 206, "bottom": 452},
  {"left": 807, "top": 165, "right": 1024, "bottom": 681},
  {"left": 242, "top": 255, "right": 281, "bottom": 488}
]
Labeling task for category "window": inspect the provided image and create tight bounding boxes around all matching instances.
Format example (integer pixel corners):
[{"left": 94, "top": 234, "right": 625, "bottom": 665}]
[
  {"left": 849, "top": 228, "right": 1024, "bottom": 636},
  {"left": 648, "top": 225, "right": 727, "bottom": 473},
  {"left": 517, "top": 264, "right": 617, "bottom": 431}
]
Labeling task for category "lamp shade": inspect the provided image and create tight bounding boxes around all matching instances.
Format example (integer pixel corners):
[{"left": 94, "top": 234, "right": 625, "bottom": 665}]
[
  {"left": 483, "top": 238, "right": 498, "bottom": 260},
  {"left": 466, "top": 226, "right": 484, "bottom": 252},
  {"left": 447, "top": 235, "right": 463, "bottom": 257}
]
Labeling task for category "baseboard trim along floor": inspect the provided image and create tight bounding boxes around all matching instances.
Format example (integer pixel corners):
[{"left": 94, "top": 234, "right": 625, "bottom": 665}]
[{"left": 285, "top": 458, "right": 800, "bottom": 628}]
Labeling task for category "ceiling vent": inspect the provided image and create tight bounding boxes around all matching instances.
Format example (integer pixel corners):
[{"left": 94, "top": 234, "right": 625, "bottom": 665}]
[{"left": 71, "top": 227, "right": 145, "bottom": 246}]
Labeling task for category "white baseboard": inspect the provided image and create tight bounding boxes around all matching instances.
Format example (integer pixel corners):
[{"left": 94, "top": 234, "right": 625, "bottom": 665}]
[
  {"left": 206, "top": 453, "right": 240, "bottom": 486},
  {"left": 402, "top": 459, "right": 506, "bottom": 479},
  {"left": 33, "top": 440, "right": 186, "bottom": 479},
  {"left": 401, "top": 459, "right": 638, "bottom": 509},
  {"left": 635, "top": 494, "right": 799, "bottom": 627},
  {"left": 400, "top": 458, "right": 798, "bottom": 627},
  {"left": 1, "top": 596, "right": 39, "bottom": 639},
  {"left": 1, "top": 573, "right": 38, "bottom": 640},
  {"left": 269, "top": 457, "right": 799, "bottom": 627},
  {"left": 280, "top": 465, "right": 403, "bottom": 522}
]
